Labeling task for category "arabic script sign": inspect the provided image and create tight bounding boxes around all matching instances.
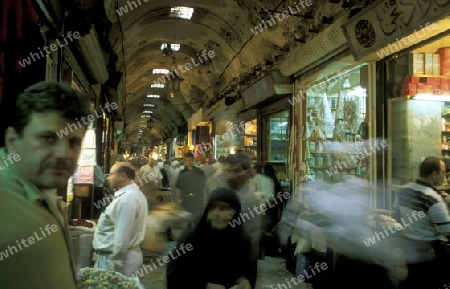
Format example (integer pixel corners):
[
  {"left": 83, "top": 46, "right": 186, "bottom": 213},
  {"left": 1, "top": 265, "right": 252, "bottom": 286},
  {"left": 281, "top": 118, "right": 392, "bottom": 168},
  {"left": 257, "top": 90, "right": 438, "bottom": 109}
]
[{"left": 342, "top": 0, "right": 450, "bottom": 60}]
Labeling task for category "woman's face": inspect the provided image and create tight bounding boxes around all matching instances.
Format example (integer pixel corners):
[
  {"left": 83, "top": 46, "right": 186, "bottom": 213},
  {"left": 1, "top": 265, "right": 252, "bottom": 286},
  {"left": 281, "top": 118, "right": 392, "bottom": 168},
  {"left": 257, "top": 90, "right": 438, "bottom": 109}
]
[{"left": 207, "top": 200, "right": 236, "bottom": 230}]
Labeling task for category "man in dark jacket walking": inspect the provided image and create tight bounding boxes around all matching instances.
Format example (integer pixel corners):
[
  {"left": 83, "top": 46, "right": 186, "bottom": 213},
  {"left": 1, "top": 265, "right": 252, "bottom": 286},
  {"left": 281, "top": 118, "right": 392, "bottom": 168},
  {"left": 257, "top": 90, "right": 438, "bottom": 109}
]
[{"left": 175, "top": 152, "right": 206, "bottom": 219}]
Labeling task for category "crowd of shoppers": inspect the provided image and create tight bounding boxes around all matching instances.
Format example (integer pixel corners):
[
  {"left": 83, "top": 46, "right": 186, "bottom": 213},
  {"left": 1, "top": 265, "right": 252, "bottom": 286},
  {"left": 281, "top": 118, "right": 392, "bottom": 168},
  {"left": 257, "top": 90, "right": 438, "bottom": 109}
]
[{"left": 6, "top": 81, "right": 450, "bottom": 289}]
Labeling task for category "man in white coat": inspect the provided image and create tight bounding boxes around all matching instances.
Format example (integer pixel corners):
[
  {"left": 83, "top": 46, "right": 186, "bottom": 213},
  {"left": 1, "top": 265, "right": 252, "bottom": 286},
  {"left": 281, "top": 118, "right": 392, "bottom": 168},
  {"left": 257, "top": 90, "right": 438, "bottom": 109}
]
[{"left": 93, "top": 162, "right": 148, "bottom": 277}]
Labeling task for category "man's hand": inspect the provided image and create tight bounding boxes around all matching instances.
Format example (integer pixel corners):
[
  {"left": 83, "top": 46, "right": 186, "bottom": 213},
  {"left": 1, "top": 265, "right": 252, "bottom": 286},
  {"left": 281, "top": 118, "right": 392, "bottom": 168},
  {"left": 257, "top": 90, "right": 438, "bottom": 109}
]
[
  {"left": 234, "top": 277, "right": 251, "bottom": 289},
  {"left": 206, "top": 283, "right": 226, "bottom": 289}
]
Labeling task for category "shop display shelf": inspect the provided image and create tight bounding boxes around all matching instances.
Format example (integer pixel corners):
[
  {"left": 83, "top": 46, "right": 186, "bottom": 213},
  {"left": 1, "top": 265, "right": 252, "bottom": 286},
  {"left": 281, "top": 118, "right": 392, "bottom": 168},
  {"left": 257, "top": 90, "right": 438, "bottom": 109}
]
[
  {"left": 309, "top": 166, "right": 358, "bottom": 170},
  {"left": 310, "top": 152, "right": 359, "bottom": 155}
]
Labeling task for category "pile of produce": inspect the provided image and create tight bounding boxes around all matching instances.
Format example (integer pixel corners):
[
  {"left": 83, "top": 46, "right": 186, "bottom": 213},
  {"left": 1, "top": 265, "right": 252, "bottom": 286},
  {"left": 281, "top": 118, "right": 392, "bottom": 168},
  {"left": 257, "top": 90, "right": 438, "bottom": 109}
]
[{"left": 76, "top": 267, "right": 145, "bottom": 289}]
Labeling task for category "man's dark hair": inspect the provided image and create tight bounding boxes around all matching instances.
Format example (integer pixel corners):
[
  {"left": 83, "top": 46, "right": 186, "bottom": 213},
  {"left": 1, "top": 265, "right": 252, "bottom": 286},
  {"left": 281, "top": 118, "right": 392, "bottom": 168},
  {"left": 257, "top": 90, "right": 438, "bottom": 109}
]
[
  {"left": 419, "top": 157, "right": 443, "bottom": 177},
  {"left": 117, "top": 165, "right": 136, "bottom": 180},
  {"left": 224, "top": 153, "right": 251, "bottom": 171},
  {"left": 10, "top": 81, "right": 92, "bottom": 135},
  {"left": 185, "top": 152, "right": 195, "bottom": 159}
]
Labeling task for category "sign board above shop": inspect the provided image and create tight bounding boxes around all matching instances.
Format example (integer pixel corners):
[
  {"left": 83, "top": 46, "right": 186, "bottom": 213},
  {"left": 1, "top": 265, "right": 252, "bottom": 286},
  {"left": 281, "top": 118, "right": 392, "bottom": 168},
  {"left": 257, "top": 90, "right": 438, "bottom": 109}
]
[
  {"left": 203, "top": 97, "right": 245, "bottom": 121},
  {"left": 342, "top": 0, "right": 450, "bottom": 61},
  {"left": 241, "top": 71, "right": 292, "bottom": 109}
]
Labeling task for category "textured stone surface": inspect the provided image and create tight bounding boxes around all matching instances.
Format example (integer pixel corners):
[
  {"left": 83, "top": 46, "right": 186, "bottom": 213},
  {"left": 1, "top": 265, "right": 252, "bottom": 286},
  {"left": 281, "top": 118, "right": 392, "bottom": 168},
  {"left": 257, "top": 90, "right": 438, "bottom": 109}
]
[{"left": 99, "top": 0, "right": 363, "bottom": 144}]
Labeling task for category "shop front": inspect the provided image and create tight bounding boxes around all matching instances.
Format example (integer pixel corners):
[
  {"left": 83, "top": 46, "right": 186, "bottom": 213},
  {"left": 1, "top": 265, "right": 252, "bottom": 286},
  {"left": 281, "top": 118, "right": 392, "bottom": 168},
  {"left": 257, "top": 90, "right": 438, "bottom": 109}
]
[
  {"left": 340, "top": 1, "right": 450, "bottom": 208},
  {"left": 290, "top": 56, "right": 377, "bottom": 200},
  {"left": 303, "top": 64, "right": 371, "bottom": 184},
  {"left": 241, "top": 70, "right": 292, "bottom": 180},
  {"left": 385, "top": 26, "right": 450, "bottom": 205},
  {"left": 213, "top": 115, "right": 247, "bottom": 160},
  {"left": 259, "top": 99, "right": 292, "bottom": 189}
]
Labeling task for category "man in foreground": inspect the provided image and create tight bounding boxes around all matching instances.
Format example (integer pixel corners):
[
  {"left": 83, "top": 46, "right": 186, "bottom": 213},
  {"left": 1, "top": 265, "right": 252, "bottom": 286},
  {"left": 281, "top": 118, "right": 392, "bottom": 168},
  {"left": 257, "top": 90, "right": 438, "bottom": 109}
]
[
  {"left": 0, "top": 81, "right": 91, "bottom": 288},
  {"left": 393, "top": 157, "right": 450, "bottom": 289},
  {"left": 93, "top": 162, "right": 148, "bottom": 277}
]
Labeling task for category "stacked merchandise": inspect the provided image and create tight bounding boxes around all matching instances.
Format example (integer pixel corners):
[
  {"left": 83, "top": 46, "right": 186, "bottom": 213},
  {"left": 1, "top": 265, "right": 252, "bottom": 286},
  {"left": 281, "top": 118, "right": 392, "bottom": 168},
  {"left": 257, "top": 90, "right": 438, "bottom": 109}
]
[
  {"left": 439, "top": 47, "right": 450, "bottom": 76},
  {"left": 401, "top": 75, "right": 450, "bottom": 97},
  {"left": 402, "top": 48, "right": 450, "bottom": 97}
]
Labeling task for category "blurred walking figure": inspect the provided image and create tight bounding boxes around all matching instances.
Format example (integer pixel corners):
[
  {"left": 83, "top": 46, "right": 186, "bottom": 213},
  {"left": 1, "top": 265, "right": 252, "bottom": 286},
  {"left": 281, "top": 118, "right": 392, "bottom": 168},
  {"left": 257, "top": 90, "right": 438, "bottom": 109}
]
[
  {"left": 393, "top": 157, "right": 450, "bottom": 289},
  {"left": 224, "top": 153, "right": 261, "bottom": 263},
  {"left": 166, "top": 187, "right": 256, "bottom": 289},
  {"left": 140, "top": 158, "right": 163, "bottom": 188},
  {"left": 204, "top": 162, "right": 227, "bottom": 202},
  {"left": 201, "top": 151, "right": 214, "bottom": 179},
  {"left": 175, "top": 152, "right": 206, "bottom": 219},
  {"left": 249, "top": 163, "right": 274, "bottom": 232},
  {"left": 169, "top": 160, "right": 181, "bottom": 189},
  {"left": 93, "top": 165, "right": 105, "bottom": 219},
  {"left": 263, "top": 163, "right": 284, "bottom": 226},
  {"left": 157, "top": 161, "right": 169, "bottom": 187},
  {"left": 93, "top": 162, "right": 148, "bottom": 277}
]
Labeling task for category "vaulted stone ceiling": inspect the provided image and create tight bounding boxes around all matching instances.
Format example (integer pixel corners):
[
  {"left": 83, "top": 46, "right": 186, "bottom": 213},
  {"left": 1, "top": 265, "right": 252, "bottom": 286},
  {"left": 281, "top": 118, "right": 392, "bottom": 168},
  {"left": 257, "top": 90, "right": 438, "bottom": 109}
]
[{"left": 101, "top": 0, "right": 372, "bottom": 146}]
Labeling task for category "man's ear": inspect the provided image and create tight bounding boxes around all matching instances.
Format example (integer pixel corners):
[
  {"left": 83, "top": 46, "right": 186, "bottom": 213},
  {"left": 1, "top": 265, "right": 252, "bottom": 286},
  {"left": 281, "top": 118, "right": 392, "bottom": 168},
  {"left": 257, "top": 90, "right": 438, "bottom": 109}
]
[{"left": 4, "top": 127, "right": 20, "bottom": 154}]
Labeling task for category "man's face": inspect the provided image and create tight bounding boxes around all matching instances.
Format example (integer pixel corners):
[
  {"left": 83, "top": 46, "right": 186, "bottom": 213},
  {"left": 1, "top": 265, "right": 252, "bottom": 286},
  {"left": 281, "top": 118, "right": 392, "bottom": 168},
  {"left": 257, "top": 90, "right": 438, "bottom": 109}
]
[
  {"left": 185, "top": 157, "right": 194, "bottom": 168},
  {"left": 108, "top": 166, "right": 120, "bottom": 190},
  {"left": 434, "top": 160, "right": 447, "bottom": 186},
  {"left": 5, "top": 111, "right": 85, "bottom": 189},
  {"left": 224, "top": 162, "right": 250, "bottom": 190},
  {"left": 207, "top": 200, "right": 236, "bottom": 230}
]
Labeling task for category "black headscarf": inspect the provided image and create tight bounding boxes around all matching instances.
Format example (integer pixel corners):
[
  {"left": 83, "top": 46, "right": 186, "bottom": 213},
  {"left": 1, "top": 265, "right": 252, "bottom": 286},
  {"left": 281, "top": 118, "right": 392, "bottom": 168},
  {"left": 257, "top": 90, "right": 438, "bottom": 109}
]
[
  {"left": 264, "top": 163, "right": 283, "bottom": 195},
  {"left": 167, "top": 187, "right": 257, "bottom": 289}
]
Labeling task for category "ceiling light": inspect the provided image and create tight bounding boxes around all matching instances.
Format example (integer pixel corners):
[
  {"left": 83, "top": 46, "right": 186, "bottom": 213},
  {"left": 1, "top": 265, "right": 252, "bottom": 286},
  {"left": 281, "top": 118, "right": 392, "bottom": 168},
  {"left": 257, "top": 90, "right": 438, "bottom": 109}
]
[
  {"left": 143, "top": 110, "right": 153, "bottom": 114},
  {"left": 147, "top": 95, "right": 160, "bottom": 98},
  {"left": 170, "top": 6, "right": 194, "bottom": 20},
  {"left": 151, "top": 84, "right": 165, "bottom": 88},
  {"left": 152, "top": 69, "right": 169, "bottom": 74},
  {"left": 161, "top": 43, "right": 180, "bottom": 51},
  {"left": 143, "top": 104, "right": 155, "bottom": 107}
]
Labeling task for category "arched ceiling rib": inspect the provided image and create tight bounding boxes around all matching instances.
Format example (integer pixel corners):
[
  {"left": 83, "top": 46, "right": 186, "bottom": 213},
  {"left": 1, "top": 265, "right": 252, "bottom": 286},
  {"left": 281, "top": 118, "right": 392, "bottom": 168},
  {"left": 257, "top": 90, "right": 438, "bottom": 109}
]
[{"left": 100, "top": 0, "right": 369, "bottom": 146}]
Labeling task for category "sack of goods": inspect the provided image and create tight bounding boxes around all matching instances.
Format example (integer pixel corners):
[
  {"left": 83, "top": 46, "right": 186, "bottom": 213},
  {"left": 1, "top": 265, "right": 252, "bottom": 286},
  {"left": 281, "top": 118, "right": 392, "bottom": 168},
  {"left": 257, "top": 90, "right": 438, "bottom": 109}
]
[
  {"left": 365, "top": 209, "right": 408, "bottom": 283},
  {"left": 141, "top": 203, "right": 192, "bottom": 252},
  {"left": 76, "top": 267, "right": 145, "bottom": 289}
]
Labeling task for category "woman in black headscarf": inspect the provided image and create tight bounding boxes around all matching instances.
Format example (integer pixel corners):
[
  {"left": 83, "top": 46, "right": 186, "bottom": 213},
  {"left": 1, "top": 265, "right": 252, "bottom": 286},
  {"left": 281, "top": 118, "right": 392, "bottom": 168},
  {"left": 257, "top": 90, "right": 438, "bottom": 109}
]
[{"left": 166, "top": 187, "right": 256, "bottom": 289}]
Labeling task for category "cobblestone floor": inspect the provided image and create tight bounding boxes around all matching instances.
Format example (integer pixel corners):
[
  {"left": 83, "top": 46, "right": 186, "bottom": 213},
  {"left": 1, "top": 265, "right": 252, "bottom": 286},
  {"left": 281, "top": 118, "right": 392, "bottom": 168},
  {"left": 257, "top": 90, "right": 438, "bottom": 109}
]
[{"left": 139, "top": 255, "right": 312, "bottom": 289}]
